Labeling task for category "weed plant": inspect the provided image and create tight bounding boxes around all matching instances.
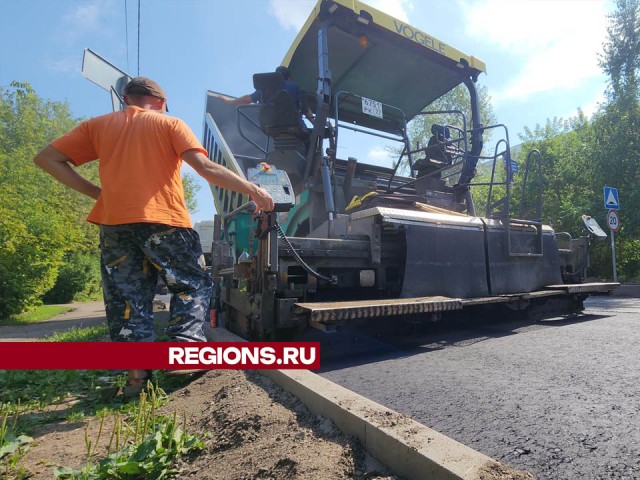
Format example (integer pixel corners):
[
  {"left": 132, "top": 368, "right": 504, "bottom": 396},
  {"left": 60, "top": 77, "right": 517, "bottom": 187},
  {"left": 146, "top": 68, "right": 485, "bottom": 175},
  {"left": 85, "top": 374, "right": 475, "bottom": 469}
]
[
  {"left": 54, "top": 383, "right": 205, "bottom": 479},
  {"left": 1, "top": 307, "right": 207, "bottom": 478},
  {"left": 1, "top": 404, "right": 33, "bottom": 479}
]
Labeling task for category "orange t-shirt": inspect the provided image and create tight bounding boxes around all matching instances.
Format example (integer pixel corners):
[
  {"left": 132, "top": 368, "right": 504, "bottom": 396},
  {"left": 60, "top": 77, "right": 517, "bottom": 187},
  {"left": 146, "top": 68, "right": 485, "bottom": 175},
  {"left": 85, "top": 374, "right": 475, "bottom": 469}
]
[{"left": 51, "top": 106, "right": 207, "bottom": 227}]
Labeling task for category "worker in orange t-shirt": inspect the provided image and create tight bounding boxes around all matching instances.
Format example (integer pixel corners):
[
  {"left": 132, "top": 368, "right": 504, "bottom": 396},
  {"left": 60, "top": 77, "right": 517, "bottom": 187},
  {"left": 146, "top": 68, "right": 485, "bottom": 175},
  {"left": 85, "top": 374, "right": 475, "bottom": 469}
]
[{"left": 33, "top": 77, "right": 274, "bottom": 393}]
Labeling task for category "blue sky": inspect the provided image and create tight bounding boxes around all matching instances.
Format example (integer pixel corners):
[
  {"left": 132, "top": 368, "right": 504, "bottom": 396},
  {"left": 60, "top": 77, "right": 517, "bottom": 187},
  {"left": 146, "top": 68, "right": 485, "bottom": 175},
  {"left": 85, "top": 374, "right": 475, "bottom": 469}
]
[{"left": 1, "top": 0, "right": 613, "bottom": 224}]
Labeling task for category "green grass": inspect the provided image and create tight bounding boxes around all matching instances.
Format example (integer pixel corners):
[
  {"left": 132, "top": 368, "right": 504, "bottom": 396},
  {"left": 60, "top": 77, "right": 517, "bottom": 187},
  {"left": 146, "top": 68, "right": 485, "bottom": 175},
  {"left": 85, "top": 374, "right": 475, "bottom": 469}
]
[
  {"left": 1, "top": 305, "right": 72, "bottom": 326},
  {"left": 1, "top": 304, "right": 208, "bottom": 478},
  {"left": 1, "top": 368, "right": 206, "bottom": 479},
  {"left": 43, "top": 324, "right": 109, "bottom": 342},
  {"left": 0, "top": 370, "right": 118, "bottom": 415},
  {"left": 1, "top": 316, "right": 207, "bottom": 478}
]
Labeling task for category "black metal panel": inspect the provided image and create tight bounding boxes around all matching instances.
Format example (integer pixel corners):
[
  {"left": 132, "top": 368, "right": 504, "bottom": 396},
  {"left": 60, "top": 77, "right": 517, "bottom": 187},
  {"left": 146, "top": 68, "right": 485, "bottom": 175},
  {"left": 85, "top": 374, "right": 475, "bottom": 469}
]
[
  {"left": 486, "top": 227, "right": 562, "bottom": 295},
  {"left": 277, "top": 237, "right": 370, "bottom": 258},
  {"left": 400, "top": 223, "right": 489, "bottom": 298}
]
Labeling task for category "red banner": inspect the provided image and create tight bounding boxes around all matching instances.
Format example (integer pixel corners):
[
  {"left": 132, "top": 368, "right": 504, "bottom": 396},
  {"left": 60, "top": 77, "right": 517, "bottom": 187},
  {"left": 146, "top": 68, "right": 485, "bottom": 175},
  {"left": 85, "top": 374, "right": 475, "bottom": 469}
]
[{"left": 0, "top": 342, "right": 320, "bottom": 370}]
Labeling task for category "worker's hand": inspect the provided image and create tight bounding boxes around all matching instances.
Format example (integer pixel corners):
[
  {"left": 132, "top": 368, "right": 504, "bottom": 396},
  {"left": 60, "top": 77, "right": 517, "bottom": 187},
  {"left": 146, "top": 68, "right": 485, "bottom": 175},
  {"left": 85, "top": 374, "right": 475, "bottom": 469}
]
[
  {"left": 305, "top": 110, "right": 315, "bottom": 125},
  {"left": 250, "top": 185, "right": 275, "bottom": 212}
]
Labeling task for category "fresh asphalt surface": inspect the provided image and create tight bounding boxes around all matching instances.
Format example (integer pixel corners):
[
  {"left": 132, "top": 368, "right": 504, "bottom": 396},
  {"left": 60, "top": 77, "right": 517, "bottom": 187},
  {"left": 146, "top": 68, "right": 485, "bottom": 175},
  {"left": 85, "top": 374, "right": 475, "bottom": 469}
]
[{"left": 318, "top": 294, "right": 640, "bottom": 480}]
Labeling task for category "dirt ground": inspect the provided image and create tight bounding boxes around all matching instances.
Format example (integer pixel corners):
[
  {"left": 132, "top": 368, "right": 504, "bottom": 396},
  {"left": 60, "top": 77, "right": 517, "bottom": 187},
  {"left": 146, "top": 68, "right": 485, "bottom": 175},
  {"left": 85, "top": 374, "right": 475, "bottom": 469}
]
[
  {"left": 17, "top": 369, "right": 398, "bottom": 480},
  {"left": 1, "top": 302, "right": 398, "bottom": 479}
]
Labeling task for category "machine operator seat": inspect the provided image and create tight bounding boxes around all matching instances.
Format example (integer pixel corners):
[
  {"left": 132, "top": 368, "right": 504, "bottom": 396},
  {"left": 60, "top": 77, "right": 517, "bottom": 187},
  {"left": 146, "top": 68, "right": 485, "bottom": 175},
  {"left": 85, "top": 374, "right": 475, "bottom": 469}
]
[
  {"left": 253, "top": 72, "right": 307, "bottom": 139},
  {"left": 252, "top": 72, "right": 309, "bottom": 189},
  {"left": 414, "top": 124, "right": 461, "bottom": 178}
]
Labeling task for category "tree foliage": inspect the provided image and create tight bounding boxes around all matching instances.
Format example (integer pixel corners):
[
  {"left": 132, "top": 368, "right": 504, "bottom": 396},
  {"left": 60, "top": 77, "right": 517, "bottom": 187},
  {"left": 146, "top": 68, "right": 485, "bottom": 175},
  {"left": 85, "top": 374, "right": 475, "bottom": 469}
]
[
  {"left": 600, "top": 0, "right": 640, "bottom": 105},
  {"left": 182, "top": 171, "right": 201, "bottom": 214},
  {"left": 0, "top": 82, "right": 98, "bottom": 317},
  {"left": 509, "top": 0, "right": 640, "bottom": 280},
  {"left": 516, "top": 115, "right": 592, "bottom": 231},
  {"left": 43, "top": 252, "right": 102, "bottom": 304}
]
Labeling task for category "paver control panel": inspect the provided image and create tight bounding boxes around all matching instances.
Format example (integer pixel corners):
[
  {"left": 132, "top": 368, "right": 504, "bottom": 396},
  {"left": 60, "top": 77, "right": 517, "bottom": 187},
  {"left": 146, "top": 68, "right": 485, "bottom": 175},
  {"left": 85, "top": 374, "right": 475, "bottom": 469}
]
[{"left": 247, "top": 163, "right": 295, "bottom": 212}]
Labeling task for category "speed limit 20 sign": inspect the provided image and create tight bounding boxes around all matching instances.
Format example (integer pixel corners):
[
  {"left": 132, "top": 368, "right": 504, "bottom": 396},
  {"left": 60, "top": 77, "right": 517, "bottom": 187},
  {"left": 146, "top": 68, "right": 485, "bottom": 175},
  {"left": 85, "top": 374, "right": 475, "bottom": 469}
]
[{"left": 607, "top": 210, "right": 620, "bottom": 233}]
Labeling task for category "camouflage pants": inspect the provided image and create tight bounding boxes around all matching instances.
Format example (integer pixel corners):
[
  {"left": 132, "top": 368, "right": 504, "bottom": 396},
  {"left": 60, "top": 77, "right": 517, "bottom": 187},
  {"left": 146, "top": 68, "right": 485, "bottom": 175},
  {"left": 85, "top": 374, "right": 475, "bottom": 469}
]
[{"left": 99, "top": 223, "right": 212, "bottom": 342}]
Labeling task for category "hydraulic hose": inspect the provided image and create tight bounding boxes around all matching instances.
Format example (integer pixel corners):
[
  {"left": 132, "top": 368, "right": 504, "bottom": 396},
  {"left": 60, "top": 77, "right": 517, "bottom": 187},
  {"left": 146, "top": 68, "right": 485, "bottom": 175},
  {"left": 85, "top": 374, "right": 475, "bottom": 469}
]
[{"left": 274, "top": 221, "right": 337, "bottom": 285}]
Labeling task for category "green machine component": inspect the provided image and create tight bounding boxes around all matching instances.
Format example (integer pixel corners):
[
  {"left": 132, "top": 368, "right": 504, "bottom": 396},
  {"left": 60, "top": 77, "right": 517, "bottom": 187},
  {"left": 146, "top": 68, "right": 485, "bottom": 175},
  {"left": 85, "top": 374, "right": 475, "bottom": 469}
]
[{"left": 204, "top": 0, "right": 617, "bottom": 340}]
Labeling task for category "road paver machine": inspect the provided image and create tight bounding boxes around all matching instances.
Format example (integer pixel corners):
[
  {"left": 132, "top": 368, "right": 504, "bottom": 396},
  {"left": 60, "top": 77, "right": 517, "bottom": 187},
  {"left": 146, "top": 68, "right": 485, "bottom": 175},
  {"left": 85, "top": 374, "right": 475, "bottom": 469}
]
[{"left": 203, "top": 0, "right": 616, "bottom": 339}]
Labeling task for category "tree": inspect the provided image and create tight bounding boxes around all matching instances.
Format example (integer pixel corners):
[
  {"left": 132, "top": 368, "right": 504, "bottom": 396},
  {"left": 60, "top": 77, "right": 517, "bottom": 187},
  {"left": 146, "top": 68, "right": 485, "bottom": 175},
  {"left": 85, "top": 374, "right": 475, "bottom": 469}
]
[
  {"left": 182, "top": 171, "right": 201, "bottom": 214},
  {"left": 591, "top": 0, "right": 640, "bottom": 278},
  {"left": 0, "top": 82, "right": 96, "bottom": 316},
  {"left": 600, "top": 0, "right": 640, "bottom": 105},
  {"left": 515, "top": 115, "right": 594, "bottom": 231}
]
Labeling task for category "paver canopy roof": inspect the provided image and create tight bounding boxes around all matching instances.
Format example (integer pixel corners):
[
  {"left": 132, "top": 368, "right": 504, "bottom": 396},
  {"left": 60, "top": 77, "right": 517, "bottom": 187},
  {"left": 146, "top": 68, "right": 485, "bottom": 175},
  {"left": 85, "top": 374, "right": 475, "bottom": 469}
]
[{"left": 282, "top": 0, "right": 486, "bottom": 131}]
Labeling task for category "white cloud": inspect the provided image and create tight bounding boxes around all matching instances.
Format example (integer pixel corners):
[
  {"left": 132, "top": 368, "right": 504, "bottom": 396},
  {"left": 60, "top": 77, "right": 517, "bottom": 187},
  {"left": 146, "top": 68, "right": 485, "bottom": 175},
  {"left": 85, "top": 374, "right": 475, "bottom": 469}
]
[
  {"left": 46, "top": 1, "right": 117, "bottom": 75},
  {"left": 462, "top": 0, "right": 609, "bottom": 104},
  {"left": 268, "top": 0, "right": 316, "bottom": 31},
  {"left": 367, "top": 0, "right": 413, "bottom": 23},
  {"left": 58, "top": 1, "right": 116, "bottom": 44},
  {"left": 367, "top": 145, "right": 395, "bottom": 166},
  {"left": 268, "top": 0, "right": 413, "bottom": 31},
  {"left": 44, "top": 56, "right": 81, "bottom": 75},
  {"left": 63, "top": 3, "right": 103, "bottom": 29}
]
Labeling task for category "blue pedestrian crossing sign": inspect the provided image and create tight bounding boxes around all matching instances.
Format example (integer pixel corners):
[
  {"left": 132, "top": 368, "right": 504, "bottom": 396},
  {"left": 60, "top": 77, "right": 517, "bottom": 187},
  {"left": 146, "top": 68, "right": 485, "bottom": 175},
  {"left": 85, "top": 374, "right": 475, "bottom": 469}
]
[{"left": 604, "top": 186, "right": 620, "bottom": 210}]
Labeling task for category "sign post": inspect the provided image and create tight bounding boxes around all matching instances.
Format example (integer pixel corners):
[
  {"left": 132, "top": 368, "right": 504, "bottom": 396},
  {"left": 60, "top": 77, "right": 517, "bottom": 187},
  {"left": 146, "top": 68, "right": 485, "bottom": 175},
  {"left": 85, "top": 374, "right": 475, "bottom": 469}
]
[
  {"left": 604, "top": 187, "right": 620, "bottom": 282},
  {"left": 604, "top": 195, "right": 620, "bottom": 282},
  {"left": 606, "top": 208, "right": 620, "bottom": 283}
]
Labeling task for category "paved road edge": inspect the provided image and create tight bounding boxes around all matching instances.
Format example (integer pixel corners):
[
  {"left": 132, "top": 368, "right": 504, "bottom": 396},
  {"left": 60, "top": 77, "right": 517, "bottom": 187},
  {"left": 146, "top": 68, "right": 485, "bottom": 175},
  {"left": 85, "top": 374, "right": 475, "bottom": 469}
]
[{"left": 204, "top": 324, "right": 532, "bottom": 480}]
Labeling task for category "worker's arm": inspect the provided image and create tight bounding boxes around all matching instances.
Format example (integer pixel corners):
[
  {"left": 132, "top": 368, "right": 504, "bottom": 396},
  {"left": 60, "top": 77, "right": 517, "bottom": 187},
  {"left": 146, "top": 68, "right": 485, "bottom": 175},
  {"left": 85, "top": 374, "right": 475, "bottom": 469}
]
[
  {"left": 182, "top": 149, "right": 274, "bottom": 212},
  {"left": 33, "top": 145, "right": 101, "bottom": 200},
  {"left": 299, "top": 92, "right": 314, "bottom": 123},
  {"left": 221, "top": 94, "right": 253, "bottom": 105}
]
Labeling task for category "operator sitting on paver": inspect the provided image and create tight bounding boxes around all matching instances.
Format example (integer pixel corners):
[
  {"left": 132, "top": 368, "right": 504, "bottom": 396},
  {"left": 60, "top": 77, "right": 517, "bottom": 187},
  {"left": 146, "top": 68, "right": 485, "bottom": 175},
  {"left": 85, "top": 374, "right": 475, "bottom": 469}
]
[{"left": 225, "top": 66, "right": 315, "bottom": 127}]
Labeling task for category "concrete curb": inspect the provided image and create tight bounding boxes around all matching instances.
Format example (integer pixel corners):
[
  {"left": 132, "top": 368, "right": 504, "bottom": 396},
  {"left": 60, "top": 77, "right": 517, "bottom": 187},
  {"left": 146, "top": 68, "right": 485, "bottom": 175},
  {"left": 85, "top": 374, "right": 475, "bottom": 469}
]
[
  {"left": 204, "top": 325, "right": 532, "bottom": 480},
  {"left": 611, "top": 284, "right": 640, "bottom": 298}
]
